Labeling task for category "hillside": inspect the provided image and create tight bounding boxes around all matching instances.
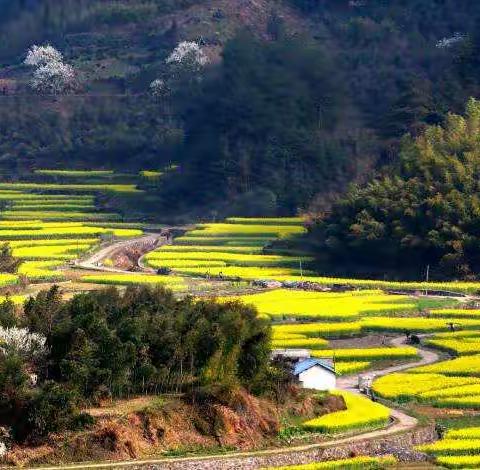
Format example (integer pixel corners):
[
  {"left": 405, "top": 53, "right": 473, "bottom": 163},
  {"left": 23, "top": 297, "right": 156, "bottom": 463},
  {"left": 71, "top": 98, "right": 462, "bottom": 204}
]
[{"left": 2, "top": 1, "right": 480, "bottom": 217}]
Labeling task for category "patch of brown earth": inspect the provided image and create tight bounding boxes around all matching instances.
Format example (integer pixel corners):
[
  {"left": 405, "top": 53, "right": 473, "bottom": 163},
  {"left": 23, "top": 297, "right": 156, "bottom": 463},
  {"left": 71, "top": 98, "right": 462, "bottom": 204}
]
[
  {"left": 329, "top": 334, "right": 398, "bottom": 349},
  {"left": 5, "top": 388, "right": 344, "bottom": 466}
]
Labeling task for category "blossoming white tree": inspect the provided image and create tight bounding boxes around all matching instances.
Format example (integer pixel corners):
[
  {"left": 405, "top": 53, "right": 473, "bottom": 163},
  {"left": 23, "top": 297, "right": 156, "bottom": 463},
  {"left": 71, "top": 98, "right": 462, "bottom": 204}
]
[
  {"left": 436, "top": 32, "right": 465, "bottom": 49},
  {"left": 25, "top": 44, "right": 63, "bottom": 67},
  {"left": 24, "top": 44, "right": 76, "bottom": 94},
  {"left": 149, "top": 78, "right": 168, "bottom": 98},
  {"left": 0, "top": 327, "right": 47, "bottom": 361},
  {"left": 159, "top": 41, "right": 209, "bottom": 97},
  {"left": 166, "top": 41, "right": 208, "bottom": 68},
  {"left": 31, "top": 61, "right": 76, "bottom": 94}
]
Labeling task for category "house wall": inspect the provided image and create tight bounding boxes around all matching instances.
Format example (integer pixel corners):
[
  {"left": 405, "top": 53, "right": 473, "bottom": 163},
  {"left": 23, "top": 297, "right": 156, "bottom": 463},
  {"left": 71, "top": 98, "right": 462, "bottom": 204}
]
[{"left": 298, "top": 366, "right": 336, "bottom": 390}]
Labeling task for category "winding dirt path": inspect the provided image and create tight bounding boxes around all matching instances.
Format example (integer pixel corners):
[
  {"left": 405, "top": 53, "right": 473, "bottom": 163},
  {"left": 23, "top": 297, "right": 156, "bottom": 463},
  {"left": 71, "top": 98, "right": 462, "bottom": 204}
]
[
  {"left": 74, "top": 234, "right": 163, "bottom": 273},
  {"left": 337, "top": 335, "right": 439, "bottom": 390}
]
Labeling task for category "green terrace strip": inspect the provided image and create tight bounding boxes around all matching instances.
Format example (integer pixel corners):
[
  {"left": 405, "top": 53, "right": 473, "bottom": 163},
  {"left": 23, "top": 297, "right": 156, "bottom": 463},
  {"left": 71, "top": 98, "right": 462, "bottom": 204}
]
[
  {"left": 418, "top": 439, "right": 480, "bottom": 456},
  {"left": 18, "top": 261, "right": 65, "bottom": 282},
  {"left": 429, "top": 308, "right": 480, "bottom": 318},
  {"left": 7, "top": 238, "right": 99, "bottom": 247},
  {"left": 425, "top": 338, "right": 480, "bottom": 356},
  {"left": 145, "top": 252, "right": 310, "bottom": 268},
  {"left": 0, "top": 183, "right": 142, "bottom": 193},
  {"left": 310, "top": 347, "right": 419, "bottom": 362},
  {"left": 0, "top": 225, "right": 142, "bottom": 240},
  {"left": 432, "top": 396, "right": 480, "bottom": 409},
  {"left": 446, "top": 427, "right": 480, "bottom": 439},
  {"left": 12, "top": 243, "right": 95, "bottom": 260},
  {"left": 34, "top": 169, "right": 115, "bottom": 177},
  {"left": 361, "top": 317, "right": 480, "bottom": 332},
  {"left": 226, "top": 217, "right": 305, "bottom": 225},
  {"left": 408, "top": 355, "right": 480, "bottom": 376},
  {"left": 301, "top": 390, "right": 391, "bottom": 434},
  {"left": 0, "top": 193, "right": 95, "bottom": 201},
  {"left": 0, "top": 211, "right": 122, "bottom": 221},
  {"left": 80, "top": 274, "right": 186, "bottom": 290},
  {"left": 263, "top": 455, "right": 398, "bottom": 469},
  {"left": 433, "top": 330, "right": 480, "bottom": 339},
  {"left": 335, "top": 361, "right": 372, "bottom": 375},
  {"left": 271, "top": 337, "right": 330, "bottom": 349},
  {"left": 189, "top": 223, "right": 306, "bottom": 238},
  {"left": 436, "top": 456, "right": 480, "bottom": 468},
  {"left": 160, "top": 245, "right": 264, "bottom": 254},
  {"left": 421, "top": 384, "right": 480, "bottom": 400},
  {"left": 272, "top": 322, "right": 362, "bottom": 338},
  {"left": 175, "top": 236, "right": 275, "bottom": 246},
  {"left": 0, "top": 274, "right": 19, "bottom": 287},
  {"left": 415, "top": 427, "right": 480, "bottom": 468},
  {"left": 372, "top": 373, "right": 480, "bottom": 402},
  {"left": 272, "top": 318, "right": 480, "bottom": 341},
  {"left": 219, "top": 289, "right": 418, "bottom": 321},
  {"left": 140, "top": 170, "right": 163, "bottom": 179},
  {"left": 8, "top": 205, "right": 97, "bottom": 212}
]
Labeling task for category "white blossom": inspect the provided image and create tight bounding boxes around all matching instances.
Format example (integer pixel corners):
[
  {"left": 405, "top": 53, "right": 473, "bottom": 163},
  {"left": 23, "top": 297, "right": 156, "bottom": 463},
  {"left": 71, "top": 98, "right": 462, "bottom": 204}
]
[
  {"left": 149, "top": 78, "right": 167, "bottom": 97},
  {"left": 436, "top": 32, "right": 465, "bottom": 49},
  {"left": 24, "top": 44, "right": 76, "bottom": 95},
  {"left": 0, "top": 327, "right": 47, "bottom": 360},
  {"left": 25, "top": 44, "right": 63, "bottom": 67},
  {"left": 31, "top": 60, "right": 76, "bottom": 94},
  {"left": 166, "top": 41, "right": 208, "bottom": 67},
  {"left": 0, "top": 441, "right": 6, "bottom": 457}
]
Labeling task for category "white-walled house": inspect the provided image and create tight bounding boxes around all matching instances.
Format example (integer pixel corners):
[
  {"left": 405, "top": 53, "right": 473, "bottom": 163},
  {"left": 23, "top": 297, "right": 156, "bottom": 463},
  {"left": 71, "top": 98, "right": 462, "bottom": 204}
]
[{"left": 293, "top": 358, "right": 336, "bottom": 391}]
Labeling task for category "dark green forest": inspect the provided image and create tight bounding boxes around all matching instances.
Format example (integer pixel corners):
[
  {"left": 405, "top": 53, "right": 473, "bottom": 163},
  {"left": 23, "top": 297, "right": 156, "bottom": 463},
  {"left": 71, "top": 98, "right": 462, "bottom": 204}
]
[{"left": 310, "top": 99, "right": 480, "bottom": 280}]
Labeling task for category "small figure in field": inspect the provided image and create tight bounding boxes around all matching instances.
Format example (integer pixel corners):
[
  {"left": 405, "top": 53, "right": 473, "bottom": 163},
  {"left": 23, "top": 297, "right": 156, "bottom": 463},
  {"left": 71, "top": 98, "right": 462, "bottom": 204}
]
[{"left": 405, "top": 331, "right": 420, "bottom": 345}]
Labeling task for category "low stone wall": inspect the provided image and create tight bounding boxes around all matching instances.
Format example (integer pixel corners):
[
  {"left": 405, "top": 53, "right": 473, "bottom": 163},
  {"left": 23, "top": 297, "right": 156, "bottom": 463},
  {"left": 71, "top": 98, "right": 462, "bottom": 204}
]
[{"left": 126, "top": 425, "right": 437, "bottom": 470}]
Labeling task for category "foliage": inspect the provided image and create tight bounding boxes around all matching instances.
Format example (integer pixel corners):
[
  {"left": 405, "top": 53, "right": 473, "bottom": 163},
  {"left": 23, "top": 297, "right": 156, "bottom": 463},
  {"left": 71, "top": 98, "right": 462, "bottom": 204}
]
[
  {"left": 162, "top": 33, "right": 347, "bottom": 213},
  {"left": 33, "top": 285, "right": 272, "bottom": 398},
  {"left": 27, "top": 382, "right": 81, "bottom": 438},
  {"left": 311, "top": 99, "right": 480, "bottom": 279},
  {"left": 0, "top": 243, "right": 21, "bottom": 273}
]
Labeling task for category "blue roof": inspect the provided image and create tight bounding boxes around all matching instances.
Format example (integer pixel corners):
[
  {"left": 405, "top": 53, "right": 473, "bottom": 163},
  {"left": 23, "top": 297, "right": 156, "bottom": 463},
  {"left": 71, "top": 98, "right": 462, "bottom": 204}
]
[{"left": 293, "top": 358, "right": 336, "bottom": 376}]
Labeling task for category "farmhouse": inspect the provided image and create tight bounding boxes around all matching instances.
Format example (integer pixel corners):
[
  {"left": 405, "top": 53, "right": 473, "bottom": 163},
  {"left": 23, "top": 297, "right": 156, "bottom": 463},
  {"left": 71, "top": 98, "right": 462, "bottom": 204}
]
[{"left": 293, "top": 358, "right": 336, "bottom": 391}]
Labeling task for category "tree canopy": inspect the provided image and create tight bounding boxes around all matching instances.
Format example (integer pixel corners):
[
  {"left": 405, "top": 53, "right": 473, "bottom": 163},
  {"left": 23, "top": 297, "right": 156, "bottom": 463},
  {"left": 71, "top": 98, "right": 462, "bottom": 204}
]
[{"left": 310, "top": 98, "right": 480, "bottom": 279}]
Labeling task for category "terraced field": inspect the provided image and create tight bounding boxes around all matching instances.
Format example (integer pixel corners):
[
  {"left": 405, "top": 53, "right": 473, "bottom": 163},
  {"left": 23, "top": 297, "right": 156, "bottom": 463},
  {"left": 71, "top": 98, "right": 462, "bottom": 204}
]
[
  {"left": 4, "top": 175, "right": 480, "bottom": 468},
  {"left": 0, "top": 172, "right": 145, "bottom": 285}
]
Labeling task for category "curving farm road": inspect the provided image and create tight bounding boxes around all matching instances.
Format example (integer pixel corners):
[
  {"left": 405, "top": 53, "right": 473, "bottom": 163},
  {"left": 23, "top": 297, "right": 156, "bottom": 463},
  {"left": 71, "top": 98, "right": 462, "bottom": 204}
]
[
  {"left": 337, "top": 335, "right": 439, "bottom": 390},
  {"left": 74, "top": 234, "right": 164, "bottom": 273}
]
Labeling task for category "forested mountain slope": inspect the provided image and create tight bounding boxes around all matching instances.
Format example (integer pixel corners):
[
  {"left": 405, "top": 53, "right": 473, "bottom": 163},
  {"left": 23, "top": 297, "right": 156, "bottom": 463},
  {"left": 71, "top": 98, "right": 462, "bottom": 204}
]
[{"left": 2, "top": 1, "right": 480, "bottom": 216}]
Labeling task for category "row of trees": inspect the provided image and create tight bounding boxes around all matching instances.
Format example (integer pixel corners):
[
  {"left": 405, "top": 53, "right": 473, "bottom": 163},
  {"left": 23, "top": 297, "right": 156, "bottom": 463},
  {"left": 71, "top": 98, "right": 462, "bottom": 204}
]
[
  {"left": 0, "top": 285, "right": 272, "bottom": 443},
  {"left": 310, "top": 98, "right": 480, "bottom": 279}
]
